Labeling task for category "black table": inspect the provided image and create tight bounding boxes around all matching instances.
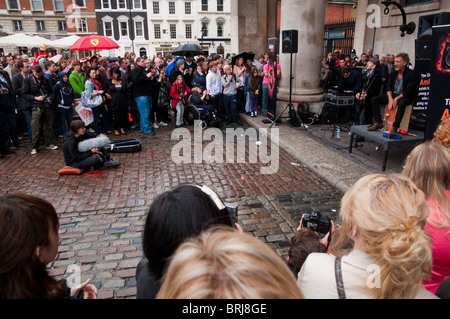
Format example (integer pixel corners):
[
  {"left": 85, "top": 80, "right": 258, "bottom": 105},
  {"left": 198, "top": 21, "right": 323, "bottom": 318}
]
[{"left": 349, "top": 125, "right": 425, "bottom": 172}]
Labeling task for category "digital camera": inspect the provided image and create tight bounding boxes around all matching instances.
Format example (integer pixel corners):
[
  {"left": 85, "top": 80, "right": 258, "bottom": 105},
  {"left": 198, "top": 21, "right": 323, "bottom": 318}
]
[
  {"left": 302, "top": 212, "right": 331, "bottom": 234},
  {"left": 226, "top": 205, "right": 238, "bottom": 226}
]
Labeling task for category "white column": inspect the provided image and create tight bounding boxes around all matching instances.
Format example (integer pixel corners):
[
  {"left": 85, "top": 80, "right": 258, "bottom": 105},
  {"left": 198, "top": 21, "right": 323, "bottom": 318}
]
[{"left": 277, "top": 0, "right": 327, "bottom": 113}]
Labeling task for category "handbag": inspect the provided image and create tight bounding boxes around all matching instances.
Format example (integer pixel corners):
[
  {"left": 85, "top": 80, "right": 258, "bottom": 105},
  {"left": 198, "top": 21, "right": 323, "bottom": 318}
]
[{"left": 81, "top": 90, "right": 103, "bottom": 108}]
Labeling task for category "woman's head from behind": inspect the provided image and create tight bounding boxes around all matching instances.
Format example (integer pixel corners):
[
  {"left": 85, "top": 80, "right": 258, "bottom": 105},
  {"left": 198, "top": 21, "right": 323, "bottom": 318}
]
[
  {"left": 335, "top": 174, "right": 432, "bottom": 299},
  {"left": 157, "top": 227, "right": 304, "bottom": 299},
  {"left": 403, "top": 141, "right": 450, "bottom": 228},
  {"left": 143, "top": 185, "right": 232, "bottom": 279},
  {"left": 0, "top": 193, "right": 65, "bottom": 298}
]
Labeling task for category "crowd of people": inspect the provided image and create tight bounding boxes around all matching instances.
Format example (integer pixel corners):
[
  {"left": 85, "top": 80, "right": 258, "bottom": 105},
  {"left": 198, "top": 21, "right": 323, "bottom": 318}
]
[
  {"left": 0, "top": 51, "right": 278, "bottom": 160},
  {"left": 0, "top": 117, "right": 448, "bottom": 298},
  {"left": 321, "top": 48, "right": 415, "bottom": 138}
]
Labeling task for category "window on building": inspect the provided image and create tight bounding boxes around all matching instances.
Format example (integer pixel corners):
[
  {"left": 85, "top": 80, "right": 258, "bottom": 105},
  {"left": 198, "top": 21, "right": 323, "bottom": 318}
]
[
  {"left": 120, "top": 21, "right": 128, "bottom": 37},
  {"left": 76, "top": 18, "right": 88, "bottom": 33},
  {"left": 135, "top": 21, "right": 143, "bottom": 37},
  {"left": 153, "top": 1, "right": 159, "bottom": 14},
  {"left": 7, "top": 0, "right": 19, "bottom": 10},
  {"left": 217, "top": 22, "right": 223, "bottom": 37},
  {"left": 185, "top": 2, "right": 191, "bottom": 14},
  {"left": 55, "top": 0, "right": 64, "bottom": 11},
  {"left": 217, "top": 0, "right": 224, "bottom": 12},
  {"left": 118, "top": 0, "right": 126, "bottom": 9},
  {"left": 102, "top": 0, "right": 110, "bottom": 9},
  {"left": 154, "top": 24, "right": 161, "bottom": 39},
  {"left": 133, "top": 0, "right": 141, "bottom": 9},
  {"left": 74, "top": 0, "right": 85, "bottom": 7},
  {"left": 58, "top": 20, "right": 67, "bottom": 31},
  {"left": 185, "top": 24, "right": 192, "bottom": 39},
  {"left": 169, "top": 2, "right": 175, "bottom": 14},
  {"left": 170, "top": 24, "right": 176, "bottom": 39},
  {"left": 36, "top": 21, "right": 45, "bottom": 32},
  {"left": 202, "top": 22, "right": 208, "bottom": 37},
  {"left": 13, "top": 20, "right": 23, "bottom": 31},
  {"left": 104, "top": 21, "right": 113, "bottom": 37},
  {"left": 31, "top": 0, "right": 43, "bottom": 10},
  {"left": 202, "top": 0, "right": 208, "bottom": 11}
]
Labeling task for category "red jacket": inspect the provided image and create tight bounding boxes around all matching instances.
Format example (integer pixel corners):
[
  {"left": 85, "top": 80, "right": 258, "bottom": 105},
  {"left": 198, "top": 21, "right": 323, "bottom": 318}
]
[{"left": 170, "top": 82, "right": 190, "bottom": 109}]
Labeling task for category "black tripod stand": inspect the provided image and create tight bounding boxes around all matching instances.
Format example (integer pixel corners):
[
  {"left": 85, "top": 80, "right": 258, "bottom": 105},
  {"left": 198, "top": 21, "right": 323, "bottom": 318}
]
[{"left": 269, "top": 51, "right": 307, "bottom": 130}]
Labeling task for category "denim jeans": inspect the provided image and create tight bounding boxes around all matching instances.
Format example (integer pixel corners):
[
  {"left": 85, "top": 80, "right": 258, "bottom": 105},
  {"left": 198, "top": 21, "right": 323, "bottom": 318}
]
[
  {"left": 135, "top": 96, "right": 153, "bottom": 133},
  {"left": 223, "top": 94, "right": 239, "bottom": 121},
  {"left": 262, "top": 83, "right": 269, "bottom": 115},
  {"left": 57, "top": 107, "right": 73, "bottom": 136},
  {"left": 245, "top": 92, "right": 251, "bottom": 113},
  {"left": 91, "top": 106, "right": 107, "bottom": 135}
]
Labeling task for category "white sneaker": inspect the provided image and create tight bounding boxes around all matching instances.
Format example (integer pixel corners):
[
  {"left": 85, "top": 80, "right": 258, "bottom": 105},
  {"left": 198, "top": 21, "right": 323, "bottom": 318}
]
[
  {"left": 159, "top": 121, "right": 168, "bottom": 127},
  {"left": 152, "top": 123, "right": 159, "bottom": 129},
  {"left": 31, "top": 149, "right": 37, "bottom": 155},
  {"left": 46, "top": 144, "right": 58, "bottom": 150}
]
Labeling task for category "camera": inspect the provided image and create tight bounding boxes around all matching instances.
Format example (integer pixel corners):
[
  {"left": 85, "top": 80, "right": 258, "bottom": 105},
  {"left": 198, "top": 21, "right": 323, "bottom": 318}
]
[
  {"left": 302, "top": 212, "right": 331, "bottom": 234},
  {"left": 226, "top": 205, "right": 238, "bottom": 226}
]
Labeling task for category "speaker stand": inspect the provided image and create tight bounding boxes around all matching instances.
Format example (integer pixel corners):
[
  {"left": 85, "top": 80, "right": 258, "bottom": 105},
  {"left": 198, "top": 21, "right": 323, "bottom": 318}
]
[{"left": 269, "top": 51, "right": 307, "bottom": 130}]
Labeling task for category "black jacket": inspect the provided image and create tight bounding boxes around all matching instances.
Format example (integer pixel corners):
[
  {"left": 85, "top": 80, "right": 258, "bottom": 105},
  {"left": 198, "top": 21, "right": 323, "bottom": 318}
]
[
  {"left": 130, "top": 65, "right": 155, "bottom": 98},
  {"left": 22, "top": 74, "right": 53, "bottom": 109},
  {"left": 63, "top": 132, "right": 96, "bottom": 167},
  {"left": 12, "top": 73, "right": 29, "bottom": 111},
  {"left": 360, "top": 67, "right": 382, "bottom": 98},
  {"left": 386, "top": 67, "right": 415, "bottom": 100}
]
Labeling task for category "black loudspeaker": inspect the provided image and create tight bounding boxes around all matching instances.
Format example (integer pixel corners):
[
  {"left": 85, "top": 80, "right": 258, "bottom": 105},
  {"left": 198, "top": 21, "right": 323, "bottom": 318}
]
[
  {"left": 320, "top": 104, "right": 338, "bottom": 125},
  {"left": 416, "top": 12, "right": 450, "bottom": 60},
  {"left": 282, "top": 30, "right": 298, "bottom": 54}
]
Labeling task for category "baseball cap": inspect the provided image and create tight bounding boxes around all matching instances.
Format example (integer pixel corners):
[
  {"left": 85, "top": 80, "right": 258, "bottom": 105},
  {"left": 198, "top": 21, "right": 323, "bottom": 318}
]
[{"left": 79, "top": 58, "right": 88, "bottom": 63}]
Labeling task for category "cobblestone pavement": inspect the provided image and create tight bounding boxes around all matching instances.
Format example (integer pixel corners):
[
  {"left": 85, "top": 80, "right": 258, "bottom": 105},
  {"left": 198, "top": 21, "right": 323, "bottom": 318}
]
[{"left": 0, "top": 119, "right": 343, "bottom": 299}]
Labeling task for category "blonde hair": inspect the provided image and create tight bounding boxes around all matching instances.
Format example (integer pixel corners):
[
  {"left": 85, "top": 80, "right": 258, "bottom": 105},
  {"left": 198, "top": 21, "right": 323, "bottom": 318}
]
[
  {"left": 433, "top": 116, "right": 450, "bottom": 149},
  {"left": 333, "top": 174, "right": 432, "bottom": 299},
  {"left": 157, "top": 226, "right": 304, "bottom": 299},
  {"left": 403, "top": 141, "right": 450, "bottom": 228}
]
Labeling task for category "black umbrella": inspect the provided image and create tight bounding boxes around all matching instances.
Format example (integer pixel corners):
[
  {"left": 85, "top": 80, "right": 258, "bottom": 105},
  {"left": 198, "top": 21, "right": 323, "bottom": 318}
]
[
  {"left": 172, "top": 44, "right": 204, "bottom": 57},
  {"left": 231, "top": 52, "right": 255, "bottom": 66}
]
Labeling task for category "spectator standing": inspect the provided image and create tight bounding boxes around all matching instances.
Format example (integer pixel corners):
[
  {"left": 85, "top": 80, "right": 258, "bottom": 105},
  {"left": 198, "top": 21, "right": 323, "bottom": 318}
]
[
  {"left": 247, "top": 67, "right": 262, "bottom": 118},
  {"left": 206, "top": 61, "right": 224, "bottom": 120},
  {"left": 157, "top": 63, "right": 171, "bottom": 126},
  {"left": 261, "top": 60, "right": 281, "bottom": 117},
  {"left": 22, "top": 65, "right": 58, "bottom": 155},
  {"left": 0, "top": 63, "right": 20, "bottom": 151},
  {"left": 106, "top": 69, "right": 128, "bottom": 136},
  {"left": 85, "top": 68, "right": 108, "bottom": 135},
  {"left": 53, "top": 72, "right": 75, "bottom": 137},
  {"left": 233, "top": 57, "right": 246, "bottom": 113},
  {"left": 12, "top": 59, "right": 32, "bottom": 143},
  {"left": 131, "top": 57, "right": 156, "bottom": 135},
  {"left": 170, "top": 75, "right": 190, "bottom": 128},
  {"left": 69, "top": 60, "right": 86, "bottom": 98},
  {"left": 221, "top": 64, "right": 241, "bottom": 125}
]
